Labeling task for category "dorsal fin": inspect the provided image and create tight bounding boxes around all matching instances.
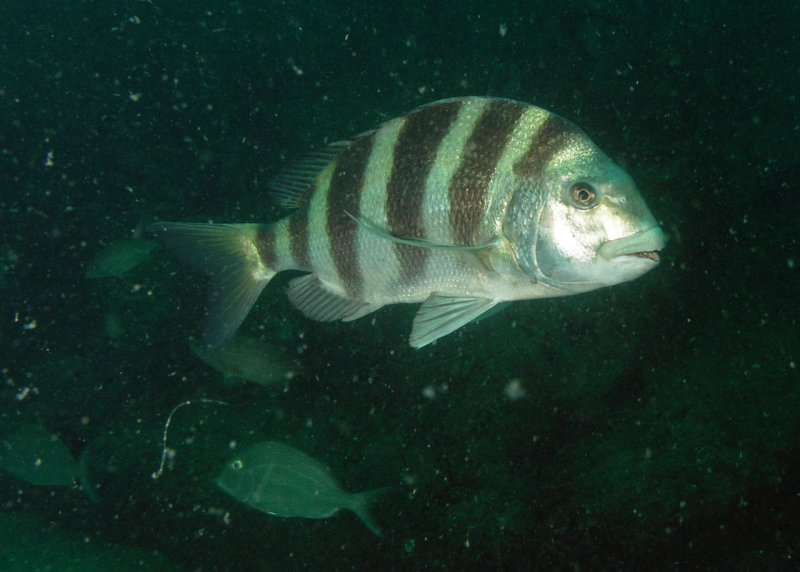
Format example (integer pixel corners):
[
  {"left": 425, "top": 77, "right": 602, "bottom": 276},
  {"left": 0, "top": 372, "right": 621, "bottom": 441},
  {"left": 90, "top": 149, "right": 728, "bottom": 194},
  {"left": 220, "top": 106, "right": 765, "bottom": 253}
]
[
  {"left": 269, "top": 120, "right": 387, "bottom": 210},
  {"left": 269, "top": 101, "right": 484, "bottom": 210},
  {"left": 269, "top": 101, "right": 480, "bottom": 210},
  {"left": 268, "top": 141, "right": 349, "bottom": 209}
]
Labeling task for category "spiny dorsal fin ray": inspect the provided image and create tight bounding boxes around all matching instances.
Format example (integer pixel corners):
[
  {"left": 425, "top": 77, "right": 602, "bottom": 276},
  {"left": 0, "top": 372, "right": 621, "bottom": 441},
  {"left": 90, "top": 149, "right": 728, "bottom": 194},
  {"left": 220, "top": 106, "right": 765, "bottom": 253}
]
[
  {"left": 287, "top": 274, "right": 382, "bottom": 322},
  {"left": 269, "top": 142, "right": 349, "bottom": 209},
  {"left": 268, "top": 105, "right": 451, "bottom": 211},
  {"left": 346, "top": 211, "right": 501, "bottom": 251},
  {"left": 410, "top": 294, "right": 497, "bottom": 348},
  {"left": 269, "top": 128, "right": 394, "bottom": 210}
]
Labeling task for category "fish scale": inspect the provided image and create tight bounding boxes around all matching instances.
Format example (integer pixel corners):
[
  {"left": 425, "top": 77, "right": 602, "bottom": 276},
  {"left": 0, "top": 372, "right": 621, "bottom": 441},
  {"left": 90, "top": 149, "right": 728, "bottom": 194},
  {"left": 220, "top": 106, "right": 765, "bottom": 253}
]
[{"left": 150, "top": 96, "right": 665, "bottom": 348}]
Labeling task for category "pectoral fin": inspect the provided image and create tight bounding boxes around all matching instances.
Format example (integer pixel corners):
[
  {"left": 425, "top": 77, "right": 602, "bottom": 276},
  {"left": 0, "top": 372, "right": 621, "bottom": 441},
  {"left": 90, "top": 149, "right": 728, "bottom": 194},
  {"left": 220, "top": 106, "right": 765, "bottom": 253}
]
[{"left": 410, "top": 294, "right": 498, "bottom": 348}]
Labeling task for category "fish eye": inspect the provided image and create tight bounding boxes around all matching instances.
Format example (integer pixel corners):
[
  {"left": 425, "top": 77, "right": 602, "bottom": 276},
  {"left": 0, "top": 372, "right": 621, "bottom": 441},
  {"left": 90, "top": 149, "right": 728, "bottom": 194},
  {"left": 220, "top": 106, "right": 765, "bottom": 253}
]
[
  {"left": 569, "top": 182, "right": 598, "bottom": 208},
  {"left": 231, "top": 459, "right": 244, "bottom": 470}
]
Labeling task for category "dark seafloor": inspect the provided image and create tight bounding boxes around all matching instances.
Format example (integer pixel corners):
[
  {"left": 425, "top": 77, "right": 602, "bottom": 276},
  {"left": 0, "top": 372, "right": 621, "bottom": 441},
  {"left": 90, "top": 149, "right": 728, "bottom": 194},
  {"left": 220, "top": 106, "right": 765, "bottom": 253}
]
[{"left": 0, "top": 1, "right": 798, "bottom": 570}]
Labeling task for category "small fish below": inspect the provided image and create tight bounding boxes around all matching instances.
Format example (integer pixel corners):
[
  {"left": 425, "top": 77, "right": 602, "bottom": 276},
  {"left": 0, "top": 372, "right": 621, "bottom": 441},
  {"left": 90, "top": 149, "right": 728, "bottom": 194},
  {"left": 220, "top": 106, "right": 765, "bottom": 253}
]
[
  {"left": 150, "top": 96, "right": 665, "bottom": 348},
  {"left": 86, "top": 239, "right": 158, "bottom": 278},
  {"left": 216, "top": 440, "right": 390, "bottom": 536},
  {"left": 189, "top": 335, "right": 302, "bottom": 387},
  {"left": 0, "top": 425, "right": 97, "bottom": 501}
]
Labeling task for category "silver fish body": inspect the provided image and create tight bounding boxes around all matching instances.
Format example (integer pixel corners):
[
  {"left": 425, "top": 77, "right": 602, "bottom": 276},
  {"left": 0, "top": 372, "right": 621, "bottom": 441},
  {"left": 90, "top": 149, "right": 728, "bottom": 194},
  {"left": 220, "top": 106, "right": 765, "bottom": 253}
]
[{"left": 151, "top": 97, "right": 665, "bottom": 347}]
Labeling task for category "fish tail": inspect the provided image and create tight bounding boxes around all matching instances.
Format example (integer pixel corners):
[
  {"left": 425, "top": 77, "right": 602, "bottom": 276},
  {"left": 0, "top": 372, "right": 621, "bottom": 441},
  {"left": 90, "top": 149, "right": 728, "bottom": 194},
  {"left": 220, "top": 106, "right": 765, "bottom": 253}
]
[
  {"left": 77, "top": 445, "right": 98, "bottom": 503},
  {"left": 350, "top": 486, "right": 394, "bottom": 537},
  {"left": 148, "top": 222, "right": 278, "bottom": 348}
]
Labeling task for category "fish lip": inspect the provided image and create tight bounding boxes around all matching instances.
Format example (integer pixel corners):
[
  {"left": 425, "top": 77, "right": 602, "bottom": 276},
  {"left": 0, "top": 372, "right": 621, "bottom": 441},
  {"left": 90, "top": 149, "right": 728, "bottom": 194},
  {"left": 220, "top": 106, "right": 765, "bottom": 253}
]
[{"left": 598, "top": 226, "right": 666, "bottom": 262}]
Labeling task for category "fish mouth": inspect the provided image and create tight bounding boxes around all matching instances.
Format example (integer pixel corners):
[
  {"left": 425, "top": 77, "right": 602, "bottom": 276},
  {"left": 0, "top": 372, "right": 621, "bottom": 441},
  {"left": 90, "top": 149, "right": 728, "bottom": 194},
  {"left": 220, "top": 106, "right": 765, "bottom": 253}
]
[
  {"left": 629, "top": 250, "right": 660, "bottom": 262},
  {"left": 598, "top": 227, "right": 666, "bottom": 263}
]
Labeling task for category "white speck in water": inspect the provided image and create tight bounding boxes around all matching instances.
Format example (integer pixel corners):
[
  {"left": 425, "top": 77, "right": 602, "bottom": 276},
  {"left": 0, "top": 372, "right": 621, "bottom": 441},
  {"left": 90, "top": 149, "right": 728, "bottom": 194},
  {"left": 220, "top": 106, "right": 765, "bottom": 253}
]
[
  {"left": 503, "top": 378, "right": 526, "bottom": 401},
  {"left": 288, "top": 58, "right": 304, "bottom": 76}
]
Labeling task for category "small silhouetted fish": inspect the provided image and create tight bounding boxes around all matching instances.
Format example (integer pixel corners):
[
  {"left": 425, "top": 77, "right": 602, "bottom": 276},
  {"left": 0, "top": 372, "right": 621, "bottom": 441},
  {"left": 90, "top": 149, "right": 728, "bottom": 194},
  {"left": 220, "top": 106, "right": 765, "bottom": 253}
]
[
  {"left": 190, "top": 336, "right": 301, "bottom": 387},
  {"left": 86, "top": 239, "right": 157, "bottom": 278},
  {"left": 0, "top": 425, "right": 96, "bottom": 501},
  {"left": 216, "top": 441, "right": 389, "bottom": 536}
]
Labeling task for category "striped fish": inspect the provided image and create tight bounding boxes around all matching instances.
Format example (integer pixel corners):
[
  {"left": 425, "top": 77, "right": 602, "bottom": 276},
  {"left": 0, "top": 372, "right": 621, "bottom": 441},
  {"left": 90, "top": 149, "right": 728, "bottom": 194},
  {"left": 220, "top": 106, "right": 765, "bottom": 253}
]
[{"left": 151, "top": 97, "right": 665, "bottom": 348}]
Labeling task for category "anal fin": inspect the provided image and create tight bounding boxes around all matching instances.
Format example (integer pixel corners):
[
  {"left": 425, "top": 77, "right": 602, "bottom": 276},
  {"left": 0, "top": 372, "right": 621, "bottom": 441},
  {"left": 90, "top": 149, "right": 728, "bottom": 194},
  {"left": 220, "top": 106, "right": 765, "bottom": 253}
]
[
  {"left": 410, "top": 293, "right": 497, "bottom": 348},
  {"left": 287, "top": 274, "right": 381, "bottom": 322}
]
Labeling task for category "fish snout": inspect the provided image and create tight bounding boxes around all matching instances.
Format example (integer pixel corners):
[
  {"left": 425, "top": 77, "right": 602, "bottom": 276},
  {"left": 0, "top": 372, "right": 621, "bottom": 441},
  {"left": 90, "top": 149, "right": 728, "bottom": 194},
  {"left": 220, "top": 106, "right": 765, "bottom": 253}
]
[{"left": 597, "top": 226, "right": 666, "bottom": 263}]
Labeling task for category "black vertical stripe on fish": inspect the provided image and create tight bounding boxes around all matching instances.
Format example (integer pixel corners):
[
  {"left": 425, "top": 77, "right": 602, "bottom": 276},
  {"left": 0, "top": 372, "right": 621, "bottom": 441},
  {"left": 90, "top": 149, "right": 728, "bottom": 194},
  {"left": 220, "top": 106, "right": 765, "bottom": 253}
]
[
  {"left": 288, "top": 211, "right": 311, "bottom": 270},
  {"left": 513, "top": 114, "right": 579, "bottom": 180},
  {"left": 255, "top": 226, "right": 277, "bottom": 268},
  {"left": 327, "top": 135, "right": 375, "bottom": 297},
  {"left": 386, "top": 101, "right": 462, "bottom": 281},
  {"left": 448, "top": 100, "right": 526, "bottom": 245}
]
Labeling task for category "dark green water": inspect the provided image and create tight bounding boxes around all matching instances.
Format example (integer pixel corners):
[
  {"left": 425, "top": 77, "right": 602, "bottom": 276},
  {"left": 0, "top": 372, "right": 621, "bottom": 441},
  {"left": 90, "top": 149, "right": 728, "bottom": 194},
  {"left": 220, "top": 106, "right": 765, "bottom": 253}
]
[{"left": 1, "top": 1, "right": 798, "bottom": 570}]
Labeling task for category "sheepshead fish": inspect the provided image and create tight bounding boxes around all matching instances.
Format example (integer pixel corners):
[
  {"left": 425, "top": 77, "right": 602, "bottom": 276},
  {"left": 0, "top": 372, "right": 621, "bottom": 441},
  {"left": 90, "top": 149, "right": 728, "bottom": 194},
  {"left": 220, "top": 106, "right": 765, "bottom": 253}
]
[
  {"left": 216, "top": 441, "right": 388, "bottom": 536},
  {"left": 151, "top": 97, "right": 665, "bottom": 348}
]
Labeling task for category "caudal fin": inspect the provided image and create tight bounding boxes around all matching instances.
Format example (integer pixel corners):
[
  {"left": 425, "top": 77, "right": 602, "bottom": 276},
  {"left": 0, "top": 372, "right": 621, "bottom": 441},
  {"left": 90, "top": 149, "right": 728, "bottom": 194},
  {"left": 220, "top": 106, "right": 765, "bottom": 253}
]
[
  {"left": 148, "top": 222, "right": 276, "bottom": 348},
  {"left": 77, "top": 446, "right": 98, "bottom": 503},
  {"left": 349, "top": 487, "right": 394, "bottom": 537}
]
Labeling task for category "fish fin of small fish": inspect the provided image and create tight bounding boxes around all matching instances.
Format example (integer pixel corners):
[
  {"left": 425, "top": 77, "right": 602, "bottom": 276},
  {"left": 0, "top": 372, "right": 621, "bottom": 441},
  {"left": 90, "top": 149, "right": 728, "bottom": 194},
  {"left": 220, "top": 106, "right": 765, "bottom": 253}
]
[
  {"left": 189, "top": 340, "right": 242, "bottom": 386},
  {"left": 148, "top": 222, "right": 275, "bottom": 348},
  {"left": 85, "top": 239, "right": 158, "bottom": 278},
  {"left": 349, "top": 487, "right": 393, "bottom": 537},
  {"left": 269, "top": 141, "right": 351, "bottom": 209},
  {"left": 77, "top": 445, "right": 98, "bottom": 503},
  {"left": 410, "top": 294, "right": 498, "bottom": 348},
  {"left": 346, "top": 211, "right": 501, "bottom": 251},
  {"left": 287, "top": 274, "right": 382, "bottom": 322},
  {"left": 221, "top": 373, "right": 244, "bottom": 387},
  {"left": 188, "top": 339, "right": 207, "bottom": 360}
]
